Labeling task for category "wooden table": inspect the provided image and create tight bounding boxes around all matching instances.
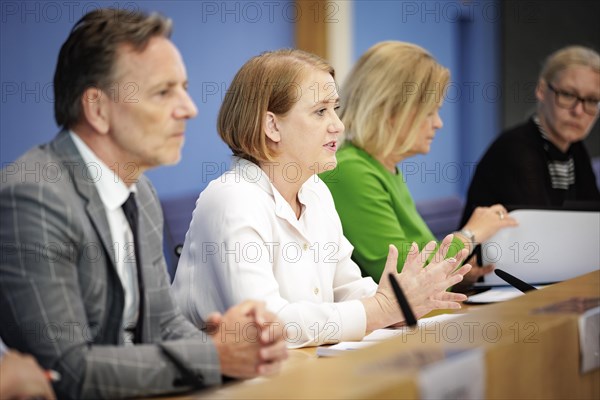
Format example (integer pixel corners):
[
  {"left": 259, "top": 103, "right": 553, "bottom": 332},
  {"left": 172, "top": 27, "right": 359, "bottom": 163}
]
[{"left": 170, "top": 271, "right": 600, "bottom": 399}]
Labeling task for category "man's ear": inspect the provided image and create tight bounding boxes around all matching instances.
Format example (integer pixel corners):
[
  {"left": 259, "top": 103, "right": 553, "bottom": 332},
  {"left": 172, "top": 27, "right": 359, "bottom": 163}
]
[
  {"left": 535, "top": 79, "right": 546, "bottom": 103},
  {"left": 81, "top": 87, "right": 110, "bottom": 134},
  {"left": 264, "top": 111, "right": 281, "bottom": 143}
]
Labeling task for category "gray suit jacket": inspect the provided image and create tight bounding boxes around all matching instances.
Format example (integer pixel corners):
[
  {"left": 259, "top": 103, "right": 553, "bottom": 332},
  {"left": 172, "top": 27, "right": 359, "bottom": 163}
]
[{"left": 0, "top": 131, "right": 221, "bottom": 399}]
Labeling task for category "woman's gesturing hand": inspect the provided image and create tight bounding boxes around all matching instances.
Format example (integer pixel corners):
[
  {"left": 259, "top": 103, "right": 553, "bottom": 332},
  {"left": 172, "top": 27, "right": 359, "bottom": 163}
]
[{"left": 364, "top": 235, "right": 471, "bottom": 331}]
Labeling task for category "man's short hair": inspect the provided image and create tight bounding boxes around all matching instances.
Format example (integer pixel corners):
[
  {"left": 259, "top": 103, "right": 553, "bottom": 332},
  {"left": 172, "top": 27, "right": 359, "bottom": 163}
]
[{"left": 53, "top": 8, "right": 172, "bottom": 128}]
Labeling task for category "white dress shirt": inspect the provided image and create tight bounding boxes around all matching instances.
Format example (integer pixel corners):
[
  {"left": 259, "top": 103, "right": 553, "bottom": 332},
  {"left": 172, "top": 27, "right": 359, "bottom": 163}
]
[
  {"left": 70, "top": 132, "right": 139, "bottom": 344},
  {"left": 172, "top": 158, "right": 377, "bottom": 348}
]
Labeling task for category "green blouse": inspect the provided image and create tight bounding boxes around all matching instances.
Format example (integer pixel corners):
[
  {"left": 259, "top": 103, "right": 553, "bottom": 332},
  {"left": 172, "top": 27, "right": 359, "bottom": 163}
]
[{"left": 321, "top": 144, "right": 464, "bottom": 282}]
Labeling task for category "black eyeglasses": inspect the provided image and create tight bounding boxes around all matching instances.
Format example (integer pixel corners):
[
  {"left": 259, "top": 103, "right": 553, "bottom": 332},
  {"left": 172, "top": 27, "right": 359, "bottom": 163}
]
[{"left": 547, "top": 82, "right": 600, "bottom": 116}]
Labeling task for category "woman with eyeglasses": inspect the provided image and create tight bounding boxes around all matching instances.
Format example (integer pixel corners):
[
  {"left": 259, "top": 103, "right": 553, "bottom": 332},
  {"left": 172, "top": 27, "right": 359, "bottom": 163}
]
[{"left": 462, "top": 45, "right": 600, "bottom": 224}]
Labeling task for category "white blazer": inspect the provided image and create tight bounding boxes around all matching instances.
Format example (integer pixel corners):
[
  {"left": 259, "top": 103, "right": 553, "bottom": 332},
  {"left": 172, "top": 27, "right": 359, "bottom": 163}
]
[{"left": 172, "top": 158, "right": 377, "bottom": 348}]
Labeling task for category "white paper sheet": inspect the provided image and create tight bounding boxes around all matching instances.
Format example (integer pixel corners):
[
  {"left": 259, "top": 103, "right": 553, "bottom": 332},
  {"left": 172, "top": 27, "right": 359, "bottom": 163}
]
[
  {"left": 316, "top": 313, "right": 461, "bottom": 356},
  {"left": 465, "top": 287, "right": 526, "bottom": 304}
]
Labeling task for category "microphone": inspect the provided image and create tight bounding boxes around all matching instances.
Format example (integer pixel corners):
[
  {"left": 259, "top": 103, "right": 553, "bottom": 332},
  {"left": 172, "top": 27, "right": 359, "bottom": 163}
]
[
  {"left": 388, "top": 273, "right": 417, "bottom": 327},
  {"left": 494, "top": 269, "right": 537, "bottom": 293}
]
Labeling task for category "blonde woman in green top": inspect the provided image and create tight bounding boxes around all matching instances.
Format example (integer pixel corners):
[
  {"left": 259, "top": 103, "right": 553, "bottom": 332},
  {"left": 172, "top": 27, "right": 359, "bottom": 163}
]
[{"left": 321, "top": 41, "right": 518, "bottom": 289}]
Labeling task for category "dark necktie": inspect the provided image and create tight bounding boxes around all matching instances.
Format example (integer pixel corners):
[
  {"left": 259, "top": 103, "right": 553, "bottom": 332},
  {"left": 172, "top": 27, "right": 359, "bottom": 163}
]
[{"left": 121, "top": 192, "right": 145, "bottom": 344}]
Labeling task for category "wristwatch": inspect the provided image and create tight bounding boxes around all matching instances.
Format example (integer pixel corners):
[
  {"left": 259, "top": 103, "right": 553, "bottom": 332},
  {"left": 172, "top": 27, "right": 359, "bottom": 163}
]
[{"left": 457, "top": 229, "right": 475, "bottom": 245}]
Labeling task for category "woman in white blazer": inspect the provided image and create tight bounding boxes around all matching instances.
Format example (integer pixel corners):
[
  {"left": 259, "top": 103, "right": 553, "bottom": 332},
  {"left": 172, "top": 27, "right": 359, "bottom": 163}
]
[{"left": 172, "top": 49, "right": 471, "bottom": 348}]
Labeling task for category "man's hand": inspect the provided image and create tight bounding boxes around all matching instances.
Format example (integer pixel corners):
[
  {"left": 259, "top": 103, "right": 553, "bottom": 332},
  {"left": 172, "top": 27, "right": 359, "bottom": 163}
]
[
  {"left": 0, "top": 350, "right": 56, "bottom": 400},
  {"left": 207, "top": 300, "right": 288, "bottom": 379}
]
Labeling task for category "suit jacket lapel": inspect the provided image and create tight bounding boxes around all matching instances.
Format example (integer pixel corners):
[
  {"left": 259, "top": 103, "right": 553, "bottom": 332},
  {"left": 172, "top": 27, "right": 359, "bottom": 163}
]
[
  {"left": 135, "top": 181, "right": 163, "bottom": 342},
  {"left": 50, "top": 131, "right": 119, "bottom": 270}
]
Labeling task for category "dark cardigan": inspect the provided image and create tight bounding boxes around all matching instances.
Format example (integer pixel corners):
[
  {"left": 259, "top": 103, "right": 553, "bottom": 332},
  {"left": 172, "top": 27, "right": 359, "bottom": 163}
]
[{"left": 461, "top": 118, "right": 600, "bottom": 225}]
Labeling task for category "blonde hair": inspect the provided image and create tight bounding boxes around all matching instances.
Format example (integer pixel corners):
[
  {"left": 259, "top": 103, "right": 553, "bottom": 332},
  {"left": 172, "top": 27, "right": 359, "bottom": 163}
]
[
  {"left": 218, "top": 49, "right": 334, "bottom": 164},
  {"left": 540, "top": 45, "right": 600, "bottom": 84},
  {"left": 341, "top": 41, "right": 450, "bottom": 159}
]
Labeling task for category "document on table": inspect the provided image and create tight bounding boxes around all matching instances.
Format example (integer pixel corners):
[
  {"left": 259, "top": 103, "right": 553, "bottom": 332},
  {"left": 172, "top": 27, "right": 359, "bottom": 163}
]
[
  {"left": 465, "top": 287, "right": 525, "bottom": 304},
  {"left": 316, "top": 313, "right": 460, "bottom": 357},
  {"left": 465, "top": 285, "right": 547, "bottom": 304}
]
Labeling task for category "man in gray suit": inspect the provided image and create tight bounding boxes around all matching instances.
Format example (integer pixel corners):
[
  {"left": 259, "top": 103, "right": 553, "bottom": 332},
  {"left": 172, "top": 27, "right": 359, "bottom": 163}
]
[{"left": 0, "top": 8, "right": 287, "bottom": 399}]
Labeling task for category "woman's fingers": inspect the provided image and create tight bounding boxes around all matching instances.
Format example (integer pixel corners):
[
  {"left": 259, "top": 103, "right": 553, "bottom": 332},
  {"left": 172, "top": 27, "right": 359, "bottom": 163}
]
[
  {"left": 432, "top": 234, "right": 454, "bottom": 262},
  {"left": 382, "top": 244, "right": 400, "bottom": 275},
  {"left": 400, "top": 242, "right": 422, "bottom": 275},
  {"left": 432, "top": 291, "right": 468, "bottom": 302}
]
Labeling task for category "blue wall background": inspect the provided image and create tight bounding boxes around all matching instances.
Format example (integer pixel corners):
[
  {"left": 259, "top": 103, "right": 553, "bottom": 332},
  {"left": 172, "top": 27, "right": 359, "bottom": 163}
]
[
  {"left": 1, "top": 0, "right": 498, "bottom": 203},
  {"left": 1, "top": 0, "right": 295, "bottom": 199}
]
